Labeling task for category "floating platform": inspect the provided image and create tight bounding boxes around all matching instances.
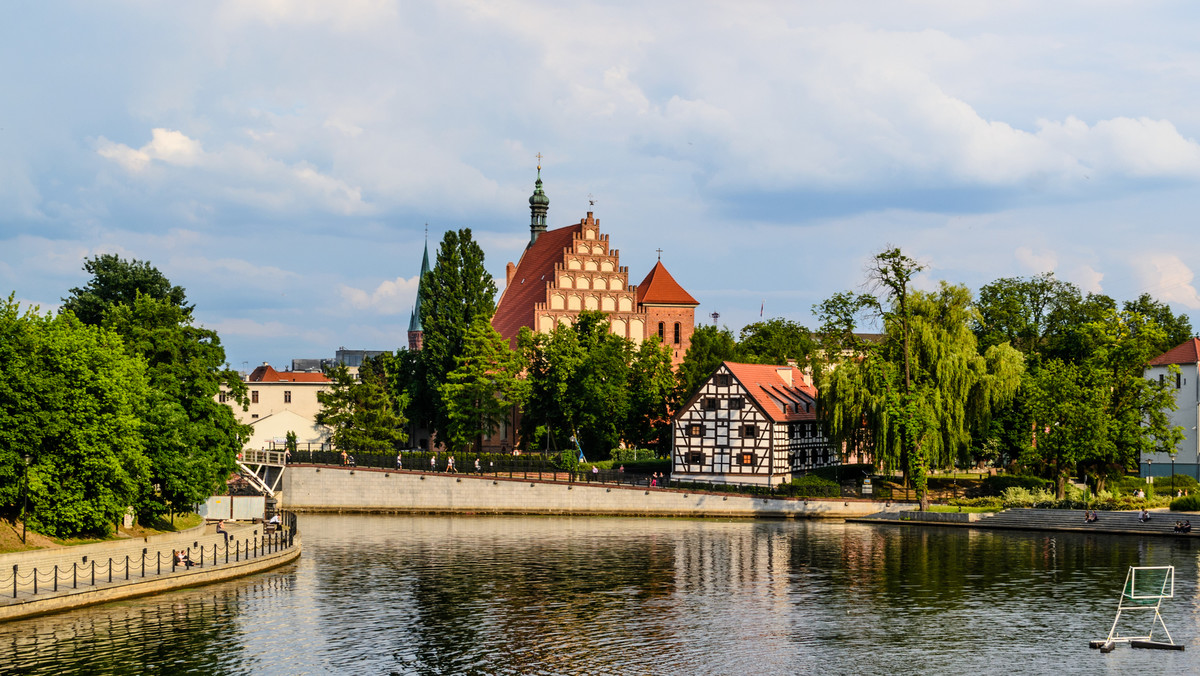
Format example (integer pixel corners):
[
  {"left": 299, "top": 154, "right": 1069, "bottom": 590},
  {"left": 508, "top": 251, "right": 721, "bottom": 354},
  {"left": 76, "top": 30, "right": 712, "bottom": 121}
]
[{"left": 1131, "top": 640, "right": 1185, "bottom": 651}]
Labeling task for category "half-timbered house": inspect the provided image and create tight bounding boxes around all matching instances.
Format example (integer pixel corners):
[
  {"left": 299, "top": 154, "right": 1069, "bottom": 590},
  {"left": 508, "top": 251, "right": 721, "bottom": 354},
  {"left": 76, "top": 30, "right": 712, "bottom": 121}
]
[{"left": 671, "top": 362, "right": 836, "bottom": 486}]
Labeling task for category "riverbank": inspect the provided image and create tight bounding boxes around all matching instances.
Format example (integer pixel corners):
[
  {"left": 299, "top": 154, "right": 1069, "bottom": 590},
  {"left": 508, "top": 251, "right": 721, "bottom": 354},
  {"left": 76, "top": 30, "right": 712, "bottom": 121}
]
[
  {"left": 281, "top": 465, "right": 905, "bottom": 518},
  {"left": 0, "top": 519, "right": 300, "bottom": 622},
  {"left": 850, "top": 506, "right": 1200, "bottom": 539}
]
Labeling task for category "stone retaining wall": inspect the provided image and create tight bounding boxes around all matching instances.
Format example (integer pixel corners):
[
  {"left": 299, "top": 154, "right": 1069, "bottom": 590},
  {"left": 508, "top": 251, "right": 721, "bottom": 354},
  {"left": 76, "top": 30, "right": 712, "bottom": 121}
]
[{"left": 282, "top": 466, "right": 906, "bottom": 518}]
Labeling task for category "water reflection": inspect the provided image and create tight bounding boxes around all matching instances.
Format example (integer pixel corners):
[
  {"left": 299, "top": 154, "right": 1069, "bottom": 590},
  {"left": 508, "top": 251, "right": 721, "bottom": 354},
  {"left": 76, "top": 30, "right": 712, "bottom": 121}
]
[{"left": 0, "top": 515, "right": 1197, "bottom": 675}]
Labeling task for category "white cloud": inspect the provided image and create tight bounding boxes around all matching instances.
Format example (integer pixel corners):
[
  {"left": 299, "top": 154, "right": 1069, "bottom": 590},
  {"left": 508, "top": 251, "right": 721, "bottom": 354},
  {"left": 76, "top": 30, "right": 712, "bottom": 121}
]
[
  {"left": 96, "top": 128, "right": 204, "bottom": 173},
  {"left": 1015, "top": 246, "right": 1058, "bottom": 274},
  {"left": 1069, "top": 264, "right": 1105, "bottom": 295},
  {"left": 339, "top": 276, "right": 421, "bottom": 315},
  {"left": 1132, "top": 254, "right": 1200, "bottom": 309}
]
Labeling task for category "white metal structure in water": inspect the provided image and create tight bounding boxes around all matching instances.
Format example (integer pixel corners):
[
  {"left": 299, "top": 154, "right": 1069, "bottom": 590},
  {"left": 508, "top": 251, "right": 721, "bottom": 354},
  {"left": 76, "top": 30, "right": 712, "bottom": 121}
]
[{"left": 1091, "top": 565, "right": 1182, "bottom": 652}]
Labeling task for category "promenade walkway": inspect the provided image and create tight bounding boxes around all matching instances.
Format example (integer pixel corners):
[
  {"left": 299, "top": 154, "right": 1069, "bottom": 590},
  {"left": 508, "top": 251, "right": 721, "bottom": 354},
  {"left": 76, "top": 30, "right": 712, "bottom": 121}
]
[
  {"left": 853, "top": 507, "right": 1200, "bottom": 538},
  {"left": 0, "top": 516, "right": 299, "bottom": 622}
]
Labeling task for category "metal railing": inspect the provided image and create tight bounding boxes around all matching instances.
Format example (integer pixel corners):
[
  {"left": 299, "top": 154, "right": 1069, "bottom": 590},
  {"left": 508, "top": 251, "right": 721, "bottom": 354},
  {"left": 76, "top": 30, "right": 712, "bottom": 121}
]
[{"left": 0, "top": 512, "right": 299, "bottom": 603}]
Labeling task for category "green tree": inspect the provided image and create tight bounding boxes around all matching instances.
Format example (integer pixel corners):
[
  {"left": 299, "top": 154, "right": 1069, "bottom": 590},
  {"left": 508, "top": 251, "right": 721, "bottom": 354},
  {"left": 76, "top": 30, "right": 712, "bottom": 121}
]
[
  {"left": 316, "top": 359, "right": 409, "bottom": 453},
  {"left": 817, "top": 253, "right": 1024, "bottom": 507},
  {"left": 676, "top": 324, "right": 740, "bottom": 397},
  {"left": 624, "top": 336, "right": 677, "bottom": 452},
  {"left": 1122, "top": 293, "right": 1194, "bottom": 354},
  {"left": 738, "top": 318, "right": 816, "bottom": 368},
  {"left": 62, "top": 253, "right": 191, "bottom": 326},
  {"left": 102, "top": 295, "right": 249, "bottom": 520},
  {"left": 0, "top": 297, "right": 150, "bottom": 537},
  {"left": 439, "top": 319, "right": 527, "bottom": 453},
  {"left": 419, "top": 229, "right": 497, "bottom": 444}
]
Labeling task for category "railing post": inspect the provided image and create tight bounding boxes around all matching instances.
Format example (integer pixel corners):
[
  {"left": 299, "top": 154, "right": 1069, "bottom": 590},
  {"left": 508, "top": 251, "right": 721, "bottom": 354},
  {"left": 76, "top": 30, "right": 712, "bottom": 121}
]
[
  {"left": 92, "top": 560, "right": 95, "bottom": 586},
  {"left": 74, "top": 562, "right": 77, "bottom": 589},
  {"left": 108, "top": 558, "right": 113, "bottom": 583},
  {"left": 54, "top": 565, "right": 58, "bottom": 592},
  {"left": 12, "top": 565, "right": 16, "bottom": 598},
  {"left": 125, "top": 555, "right": 130, "bottom": 580},
  {"left": 226, "top": 540, "right": 229, "bottom": 564},
  {"left": 32, "top": 567, "right": 36, "bottom": 595},
  {"left": 158, "top": 552, "right": 162, "bottom": 576},
  {"left": 142, "top": 549, "right": 147, "bottom": 578}
]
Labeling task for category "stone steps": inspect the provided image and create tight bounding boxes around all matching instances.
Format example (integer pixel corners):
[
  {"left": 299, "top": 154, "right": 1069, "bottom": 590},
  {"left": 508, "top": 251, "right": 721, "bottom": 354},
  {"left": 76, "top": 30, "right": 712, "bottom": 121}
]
[{"left": 974, "top": 508, "right": 1194, "bottom": 536}]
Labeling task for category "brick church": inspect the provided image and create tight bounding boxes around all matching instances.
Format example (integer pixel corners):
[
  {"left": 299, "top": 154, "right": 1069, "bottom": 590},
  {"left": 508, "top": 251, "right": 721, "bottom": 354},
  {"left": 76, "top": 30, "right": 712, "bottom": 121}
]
[{"left": 491, "top": 165, "right": 699, "bottom": 365}]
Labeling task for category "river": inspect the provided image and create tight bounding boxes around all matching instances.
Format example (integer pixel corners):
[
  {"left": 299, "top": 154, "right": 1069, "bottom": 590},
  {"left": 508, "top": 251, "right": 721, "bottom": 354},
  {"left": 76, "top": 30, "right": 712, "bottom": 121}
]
[{"left": 0, "top": 514, "right": 1196, "bottom": 675}]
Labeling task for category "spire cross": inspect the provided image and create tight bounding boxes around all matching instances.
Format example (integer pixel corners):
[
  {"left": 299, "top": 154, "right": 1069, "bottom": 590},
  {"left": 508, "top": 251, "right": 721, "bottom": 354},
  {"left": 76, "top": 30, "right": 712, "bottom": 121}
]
[
  {"left": 656, "top": 248, "right": 663, "bottom": 261},
  {"left": 536, "top": 152, "right": 543, "bottom": 170}
]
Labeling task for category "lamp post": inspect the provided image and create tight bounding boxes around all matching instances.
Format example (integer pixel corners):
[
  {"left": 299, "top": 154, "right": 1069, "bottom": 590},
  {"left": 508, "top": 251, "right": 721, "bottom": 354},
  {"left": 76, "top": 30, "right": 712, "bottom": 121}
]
[
  {"left": 1147, "top": 458, "right": 1153, "bottom": 494},
  {"left": 1171, "top": 451, "right": 1177, "bottom": 495},
  {"left": 20, "top": 454, "right": 31, "bottom": 544}
]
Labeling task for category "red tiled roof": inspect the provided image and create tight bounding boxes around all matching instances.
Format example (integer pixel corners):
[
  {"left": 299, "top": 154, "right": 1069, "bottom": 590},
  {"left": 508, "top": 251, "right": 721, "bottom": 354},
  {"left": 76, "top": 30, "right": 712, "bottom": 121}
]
[
  {"left": 1149, "top": 338, "right": 1200, "bottom": 366},
  {"left": 247, "top": 364, "right": 331, "bottom": 383},
  {"left": 491, "top": 224, "right": 583, "bottom": 348},
  {"left": 723, "top": 361, "right": 817, "bottom": 422},
  {"left": 635, "top": 261, "right": 698, "bottom": 306}
]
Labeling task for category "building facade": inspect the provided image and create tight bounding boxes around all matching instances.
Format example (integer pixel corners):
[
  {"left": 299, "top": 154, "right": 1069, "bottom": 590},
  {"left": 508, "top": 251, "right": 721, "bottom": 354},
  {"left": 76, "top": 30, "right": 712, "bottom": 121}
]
[
  {"left": 491, "top": 167, "right": 699, "bottom": 366},
  {"left": 220, "top": 363, "right": 333, "bottom": 451},
  {"left": 1143, "top": 338, "right": 1200, "bottom": 480},
  {"left": 672, "top": 362, "right": 836, "bottom": 486}
]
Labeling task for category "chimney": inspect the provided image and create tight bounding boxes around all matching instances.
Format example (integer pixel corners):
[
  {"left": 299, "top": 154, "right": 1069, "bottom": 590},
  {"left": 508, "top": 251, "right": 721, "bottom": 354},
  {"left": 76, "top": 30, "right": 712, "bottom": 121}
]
[{"left": 506, "top": 261, "right": 517, "bottom": 287}]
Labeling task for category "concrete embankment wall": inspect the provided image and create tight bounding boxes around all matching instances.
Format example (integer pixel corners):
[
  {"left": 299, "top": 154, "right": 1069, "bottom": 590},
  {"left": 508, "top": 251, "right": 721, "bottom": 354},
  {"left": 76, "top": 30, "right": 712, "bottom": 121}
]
[
  {"left": 0, "top": 538, "right": 300, "bottom": 623},
  {"left": 282, "top": 466, "right": 904, "bottom": 519}
]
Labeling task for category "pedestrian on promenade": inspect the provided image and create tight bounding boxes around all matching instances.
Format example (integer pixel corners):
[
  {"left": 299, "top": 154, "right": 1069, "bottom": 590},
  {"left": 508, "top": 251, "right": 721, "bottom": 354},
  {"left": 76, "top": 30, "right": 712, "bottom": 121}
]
[
  {"left": 431, "top": 455, "right": 437, "bottom": 472},
  {"left": 474, "top": 458, "right": 481, "bottom": 474},
  {"left": 341, "top": 450, "right": 348, "bottom": 466},
  {"left": 591, "top": 465, "right": 599, "bottom": 481},
  {"left": 396, "top": 453, "right": 403, "bottom": 469},
  {"left": 447, "top": 455, "right": 456, "bottom": 473},
  {"left": 216, "top": 519, "right": 229, "bottom": 545}
]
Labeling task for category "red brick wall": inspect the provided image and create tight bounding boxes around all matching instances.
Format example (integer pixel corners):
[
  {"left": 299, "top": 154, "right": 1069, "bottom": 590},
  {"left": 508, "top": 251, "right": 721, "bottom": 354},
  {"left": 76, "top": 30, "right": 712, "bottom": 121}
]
[{"left": 642, "top": 305, "right": 695, "bottom": 367}]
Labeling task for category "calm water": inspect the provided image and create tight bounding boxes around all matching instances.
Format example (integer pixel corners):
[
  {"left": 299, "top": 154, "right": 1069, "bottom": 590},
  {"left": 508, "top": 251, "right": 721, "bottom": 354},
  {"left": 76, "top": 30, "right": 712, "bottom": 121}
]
[{"left": 0, "top": 514, "right": 1197, "bottom": 675}]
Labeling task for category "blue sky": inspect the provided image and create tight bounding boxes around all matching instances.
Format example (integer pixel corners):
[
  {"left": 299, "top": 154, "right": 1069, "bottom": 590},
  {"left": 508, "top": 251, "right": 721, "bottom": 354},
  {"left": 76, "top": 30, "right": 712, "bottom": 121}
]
[{"left": 4, "top": 1, "right": 1200, "bottom": 371}]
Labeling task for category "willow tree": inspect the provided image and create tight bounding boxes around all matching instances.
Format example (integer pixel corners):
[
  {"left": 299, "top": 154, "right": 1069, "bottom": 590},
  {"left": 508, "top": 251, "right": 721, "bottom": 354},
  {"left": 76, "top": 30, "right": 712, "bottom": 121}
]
[{"left": 816, "top": 250, "right": 1023, "bottom": 507}]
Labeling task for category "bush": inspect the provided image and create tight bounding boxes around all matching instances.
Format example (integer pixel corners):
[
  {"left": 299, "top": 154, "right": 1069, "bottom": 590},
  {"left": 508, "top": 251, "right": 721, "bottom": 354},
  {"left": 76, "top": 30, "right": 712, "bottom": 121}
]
[
  {"left": 1001, "top": 486, "right": 1056, "bottom": 507},
  {"left": 1154, "top": 473, "right": 1199, "bottom": 495},
  {"left": 949, "top": 497, "right": 1003, "bottom": 511},
  {"left": 1170, "top": 495, "right": 1200, "bottom": 512},
  {"left": 610, "top": 448, "right": 658, "bottom": 462},
  {"left": 791, "top": 474, "right": 838, "bottom": 488},
  {"left": 982, "top": 474, "right": 1052, "bottom": 496},
  {"left": 808, "top": 463, "right": 874, "bottom": 482},
  {"left": 1111, "top": 474, "right": 1154, "bottom": 497}
]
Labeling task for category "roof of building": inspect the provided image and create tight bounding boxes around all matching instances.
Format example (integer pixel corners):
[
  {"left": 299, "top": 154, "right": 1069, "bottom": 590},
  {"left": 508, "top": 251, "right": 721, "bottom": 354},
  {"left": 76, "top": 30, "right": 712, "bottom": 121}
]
[
  {"left": 1149, "top": 338, "right": 1200, "bottom": 366},
  {"left": 247, "top": 364, "right": 331, "bottom": 383},
  {"left": 409, "top": 240, "right": 431, "bottom": 333},
  {"left": 491, "top": 223, "right": 583, "bottom": 347},
  {"left": 724, "top": 361, "right": 817, "bottom": 423},
  {"left": 635, "top": 261, "right": 698, "bottom": 306}
]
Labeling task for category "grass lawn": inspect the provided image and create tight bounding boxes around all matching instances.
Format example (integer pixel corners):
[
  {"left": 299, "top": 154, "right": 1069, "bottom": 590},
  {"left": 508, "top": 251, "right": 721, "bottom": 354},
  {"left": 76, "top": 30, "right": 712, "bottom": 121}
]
[{"left": 0, "top": 513, "right": 205, "bottom": 555}]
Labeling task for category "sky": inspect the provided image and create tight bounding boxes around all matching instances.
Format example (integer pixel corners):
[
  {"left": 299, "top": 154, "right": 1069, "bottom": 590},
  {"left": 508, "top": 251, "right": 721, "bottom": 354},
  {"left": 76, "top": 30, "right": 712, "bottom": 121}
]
[{"left": 4, "top": 1, "right": 1200, "bottom": 372}]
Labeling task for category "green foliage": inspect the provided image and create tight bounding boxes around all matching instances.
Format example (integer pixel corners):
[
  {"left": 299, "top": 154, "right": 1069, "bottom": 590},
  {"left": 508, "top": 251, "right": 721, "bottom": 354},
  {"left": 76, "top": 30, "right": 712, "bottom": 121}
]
[
  {"left": 610, "top": 448, "right": 658, "bottom": 462},
  {"left": 439, "top": 318, "right": 527, "bottom": 452},
  {"left": 285, "top": 431, "right": 298, "bottom": 453},
  {"left": 61, "top": 254, "right": 191, "bottom": 326},
  {"left": 981, "top": 474, "right": 1053, "bottom": 495},
  {"left": 1169, "top": 495, "right": 1200, "bottom": 512},
  {"left": 419, "top": 228, "right": 497, "bottom": 442},
  {"left": 676, "top": 324, "right": 739, "bottom": 397},
  {"left": 316, "top": 359, "right": 408, "bottom": 453},
  {"left": 948, "top": 496, "right": 1004, "bottom": 511},
  {"left": 0, "top": 297, "right": 150, "bottom": 537},
  {"left": 1111, "top": 475, "right": 1154, "bottom": 497},
  {"left": 790, "top": 474, "right": 838, "bottom": 487},
  {"left": 737, "top": 318, "right": 815, "bottom": 368}
]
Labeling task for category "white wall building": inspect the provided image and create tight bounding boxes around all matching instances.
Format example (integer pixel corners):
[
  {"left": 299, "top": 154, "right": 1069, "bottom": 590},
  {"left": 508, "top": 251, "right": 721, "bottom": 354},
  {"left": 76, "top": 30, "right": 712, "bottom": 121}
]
[
  {"left": 220, "top": 363, "right": 332, "bottom": 451},
  {"left": 1143, "top": 338, "right": 1200, "bottom": 480}
]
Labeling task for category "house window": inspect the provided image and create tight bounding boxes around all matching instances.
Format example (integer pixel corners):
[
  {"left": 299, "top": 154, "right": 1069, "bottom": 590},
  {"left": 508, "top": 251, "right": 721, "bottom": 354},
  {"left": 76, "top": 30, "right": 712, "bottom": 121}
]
[
  {"left": 688, "top": 423, "right": 705, "bottom": 437},
  {"left": 284, "top": 390, "right": 292, "bottom": 403},
  {"left": 251, "top": 414, "right": 259, "bottom": 419},
  {"left": 714, "top": 374, "right": 730, "bottom": 387},
  {"left": 704, "top": 398, "right": 719, "bottom": 411},
  {"left": 742, "top": 424, "right": 757, "bottom": 438},
  {"left": 738, "top": 452, "right": 755, "bottom": 466},
  {"left": 686, "top": 451, "right": 705, "bottom": 464},
  {"left": 658, "top": 322, "right": 665, "bottom": 340},
  {"left": 218, "top": 391, "right": 227, "bottom": 403},
  {"left": 251, "top": 390, "right": 259, "bottom": 404},
  {"left": 1177, "top": 373, "right": 1182, "bottom": 389},
  {"left": 673, "top": 322, "right": 681, "bottom": 344},
  {"left": 729, "top": 397, "right": 743, "bottom": 410}
]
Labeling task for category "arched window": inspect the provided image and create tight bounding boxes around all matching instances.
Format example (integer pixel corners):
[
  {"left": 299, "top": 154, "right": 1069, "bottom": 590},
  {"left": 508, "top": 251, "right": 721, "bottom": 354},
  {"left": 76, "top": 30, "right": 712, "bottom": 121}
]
[
  {"left": 673, "top": 322, "right": 681, "bottom": 344},
  {"left": 658, "top": 322, "right": 665, "bottom": 340}
]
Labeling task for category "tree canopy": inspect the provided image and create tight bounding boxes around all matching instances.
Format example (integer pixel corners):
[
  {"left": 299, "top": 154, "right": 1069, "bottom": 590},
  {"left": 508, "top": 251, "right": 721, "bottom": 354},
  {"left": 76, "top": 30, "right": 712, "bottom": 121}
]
[{"left": 62, "top": 253, "right": 191, "bottom": 326}]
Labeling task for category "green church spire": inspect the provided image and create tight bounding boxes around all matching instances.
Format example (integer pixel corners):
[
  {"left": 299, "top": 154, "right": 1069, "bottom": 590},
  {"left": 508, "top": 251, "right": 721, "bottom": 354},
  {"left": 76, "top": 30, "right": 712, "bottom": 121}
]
[{"left": 529, "top": 153, "right": 549, "bottom": 245}]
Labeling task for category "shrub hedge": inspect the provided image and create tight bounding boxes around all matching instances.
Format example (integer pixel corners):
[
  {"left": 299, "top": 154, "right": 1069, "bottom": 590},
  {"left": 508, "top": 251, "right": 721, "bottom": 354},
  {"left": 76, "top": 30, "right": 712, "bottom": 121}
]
[
  {"left": 1170, "top": 495, "right": 1200, "bottom": 512},
  {"left": 981, "top": 475, "right": 1052, "bottom": 495}
]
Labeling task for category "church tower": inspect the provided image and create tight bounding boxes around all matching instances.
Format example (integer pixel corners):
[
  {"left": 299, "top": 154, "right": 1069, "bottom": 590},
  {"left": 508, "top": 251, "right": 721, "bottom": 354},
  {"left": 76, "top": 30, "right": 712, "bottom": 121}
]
[
  {"left": 407, "top": 237, "right": 430, "bottom": 351},
  {"left": 528, "top": 158, "right": 549, "bottom": 245}
]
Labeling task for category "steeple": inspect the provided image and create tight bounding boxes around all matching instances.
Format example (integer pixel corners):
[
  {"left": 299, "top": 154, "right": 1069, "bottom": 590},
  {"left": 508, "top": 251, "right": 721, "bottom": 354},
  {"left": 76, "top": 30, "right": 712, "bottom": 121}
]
[
  {"left": 408, "top": 234, "right": 431, "bottom": 351},
  {"left": 529, "top": 154, "right": 549, "bottom": 245}
]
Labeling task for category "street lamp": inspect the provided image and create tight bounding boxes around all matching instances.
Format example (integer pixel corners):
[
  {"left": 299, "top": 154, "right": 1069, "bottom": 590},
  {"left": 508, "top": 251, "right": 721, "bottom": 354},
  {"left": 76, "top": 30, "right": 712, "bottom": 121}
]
[
  {"left": 20, "top": 454, "right": 31, "bottom": 544},
  {"left": 1171, "top": 451, "right": 1177, "bottom": 495}
]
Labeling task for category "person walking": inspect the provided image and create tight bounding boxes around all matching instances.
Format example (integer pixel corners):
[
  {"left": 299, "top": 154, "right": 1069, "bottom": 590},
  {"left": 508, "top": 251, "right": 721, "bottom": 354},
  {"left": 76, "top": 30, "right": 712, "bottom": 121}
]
[
  {"left": 431, "top": 455, "right": 437, "bottom": 472},
  {"left": 474, "top": 458, "right": 481, "bottom": 474},
  {"left": 396, "top": 452, "right": 403, "bottom": 470},
  {"left": 447, "top": 455, "right": 456, "bottom": 473}
]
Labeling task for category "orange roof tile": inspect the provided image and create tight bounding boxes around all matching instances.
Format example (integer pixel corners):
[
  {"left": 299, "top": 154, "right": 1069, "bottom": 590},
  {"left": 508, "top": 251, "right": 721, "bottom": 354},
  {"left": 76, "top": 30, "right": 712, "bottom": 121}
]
[
  {"left": 635, "top": 261, "right": 698, "bottom": 306},
  {"left": 247, "top": 364, "right": 331, "bottom": 383},
  {"left": 1149, "top": 338, "right": 1200, "bottom": 366},
  {"left": 491, "top": 223, "right": 583, "bottom": 348},
  {"left": 723, "top": 361, "right": 817, "bottom": 422}
]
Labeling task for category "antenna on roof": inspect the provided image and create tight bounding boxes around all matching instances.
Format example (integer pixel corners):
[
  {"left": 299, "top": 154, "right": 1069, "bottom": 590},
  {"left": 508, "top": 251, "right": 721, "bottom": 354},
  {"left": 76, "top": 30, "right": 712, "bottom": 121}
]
[{"left": 710, "top": 311, "right": 720, "bottom": 326}]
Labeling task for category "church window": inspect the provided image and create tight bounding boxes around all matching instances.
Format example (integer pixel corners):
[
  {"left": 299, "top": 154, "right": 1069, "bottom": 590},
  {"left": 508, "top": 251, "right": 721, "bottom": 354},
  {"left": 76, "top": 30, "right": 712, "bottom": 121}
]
[
  {"left": 284, "top": 390, "right": 291, "bottom": 403},
  {"left": 658, "top": 322, "right": 665, "bottom": 340},
  {"left": 673, "top": 322, "right": 681, "bottom": 344}
]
